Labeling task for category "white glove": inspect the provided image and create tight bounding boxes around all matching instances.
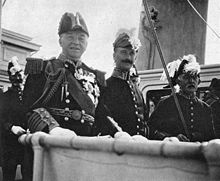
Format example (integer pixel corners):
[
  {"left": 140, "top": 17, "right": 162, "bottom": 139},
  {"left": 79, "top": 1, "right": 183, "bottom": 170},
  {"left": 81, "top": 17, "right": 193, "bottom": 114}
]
[
  {"left": 11, "top": 126, "right": 26, "bottom": 136},
  {"left": 132, "top": 135, "right": 149, "bottom": 142},
  {"left": 163, "top": 137, "right": 180, "bottom": 143},
  {"left": 49, "top": 127, "right": 77, "bottom": 137},
  {"left": 177, "top": 134, "right": 190, "bottom": 142},
  {"left": 114, "top": 131, "right": 132, "bottom": 140}
]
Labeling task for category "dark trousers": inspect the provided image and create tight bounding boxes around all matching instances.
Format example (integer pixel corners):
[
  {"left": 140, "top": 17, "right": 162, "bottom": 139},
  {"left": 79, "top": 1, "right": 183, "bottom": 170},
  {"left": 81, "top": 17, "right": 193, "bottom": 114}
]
[
  {"left": 22, "top": 146, "right": 33, "bottom": 181},
  {"left": 2, "top": 150, "right": 24, "bottom": 181}
]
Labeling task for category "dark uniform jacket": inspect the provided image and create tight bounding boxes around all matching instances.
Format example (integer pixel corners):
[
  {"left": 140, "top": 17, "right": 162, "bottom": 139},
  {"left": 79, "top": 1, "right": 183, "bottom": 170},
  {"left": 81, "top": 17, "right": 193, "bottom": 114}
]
[
  {"left": 211, "top": 100, "right": 220, "bottom": 138},
  {"left": 203, "top": 91, "right": 219, "bottom": 105},
  {"left": 148, "top": 93, "right": 215, "bottom": 142},
  {"left": 23, "top": 56, "right": 117, "bottom": 136},
  {"left": 101, "top": 73, "right": 148, "bottom": 137},
  {"left": 1, "top": 87, "right": 25, "bottom": 158}
]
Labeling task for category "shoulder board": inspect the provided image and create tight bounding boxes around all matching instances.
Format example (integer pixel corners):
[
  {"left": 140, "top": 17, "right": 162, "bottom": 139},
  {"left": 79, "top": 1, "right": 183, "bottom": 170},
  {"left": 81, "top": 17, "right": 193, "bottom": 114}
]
[
  {"left": 81, "top": 63, "right": 106, "bottom": 87},
  {"left": 24, "top": 57, "right": 55, "bottom": 75}
]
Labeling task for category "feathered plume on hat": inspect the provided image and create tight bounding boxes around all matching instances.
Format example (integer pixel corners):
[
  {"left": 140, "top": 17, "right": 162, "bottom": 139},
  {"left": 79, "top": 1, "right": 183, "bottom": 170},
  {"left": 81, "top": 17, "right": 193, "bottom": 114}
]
[
  {"left": 160, "top": 54, "right": 200, "bottom": 85},
  {"left": 113, "top": 32, "right": 141, "bottom": 52},
  {"left": 7, "top": 56, "right": 22, "bottom": 76}
]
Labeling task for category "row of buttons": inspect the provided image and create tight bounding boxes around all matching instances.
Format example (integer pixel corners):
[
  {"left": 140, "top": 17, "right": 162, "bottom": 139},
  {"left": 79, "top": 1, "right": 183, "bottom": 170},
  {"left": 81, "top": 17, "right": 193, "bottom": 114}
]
[
  {"left": 18, "top": 91, "right": 22, "bottom": 101},
  {"left": 127, "top": 80, "right": 142, "bottom": 135},
  {"left": 63, "top": 64, "right": 72, "bottom": 122},
  {"left": 61, "top": 69, "right": 71, "bottom": 122},
  {"left": 189, "top": 101, "right": 194, "bottom": 129},
  {"left": 62, "top": 65, "right": 85, "bottom": 124}
]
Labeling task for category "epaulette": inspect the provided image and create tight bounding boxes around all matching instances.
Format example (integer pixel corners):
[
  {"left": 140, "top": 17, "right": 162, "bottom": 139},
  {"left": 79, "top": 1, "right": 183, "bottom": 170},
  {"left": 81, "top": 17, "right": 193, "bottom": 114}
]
[
  {"left": 24, "top": 57, "right": 56, "bottom": 75},
  {"left": 24, "top": 58, "right": 45, "bottom": 75},
  {"left": 81, "top": 63, "right": 106, "bottom": 87}
]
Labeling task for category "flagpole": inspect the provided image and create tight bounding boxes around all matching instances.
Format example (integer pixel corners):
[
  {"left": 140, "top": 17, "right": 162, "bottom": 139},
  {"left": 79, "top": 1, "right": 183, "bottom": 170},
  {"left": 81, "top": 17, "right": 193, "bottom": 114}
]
[{"left": 142, "top": 0, "right": 190, "bottom": 139}]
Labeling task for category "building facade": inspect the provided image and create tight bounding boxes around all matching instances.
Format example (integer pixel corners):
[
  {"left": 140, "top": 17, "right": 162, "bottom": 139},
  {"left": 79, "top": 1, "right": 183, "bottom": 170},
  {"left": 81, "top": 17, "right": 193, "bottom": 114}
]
[{"left": 0, "top": 28, "right": 41, "bottom": 91}]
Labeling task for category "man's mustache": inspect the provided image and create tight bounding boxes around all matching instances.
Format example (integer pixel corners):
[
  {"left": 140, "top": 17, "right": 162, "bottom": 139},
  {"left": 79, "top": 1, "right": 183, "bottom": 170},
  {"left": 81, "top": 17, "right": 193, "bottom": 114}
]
[
  {"left": 186, "top": 83, "right": 196, "bottom": 88},
  {"left": 122, "top": 59, "right": 133, "bottom": 64}
]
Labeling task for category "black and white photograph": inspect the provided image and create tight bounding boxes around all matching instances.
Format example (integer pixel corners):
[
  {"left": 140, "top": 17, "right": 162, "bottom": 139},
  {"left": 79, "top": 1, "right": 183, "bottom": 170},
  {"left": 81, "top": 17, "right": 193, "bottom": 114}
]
[{"left": 0, "top": 0, "right": 220, "bottom": 180}]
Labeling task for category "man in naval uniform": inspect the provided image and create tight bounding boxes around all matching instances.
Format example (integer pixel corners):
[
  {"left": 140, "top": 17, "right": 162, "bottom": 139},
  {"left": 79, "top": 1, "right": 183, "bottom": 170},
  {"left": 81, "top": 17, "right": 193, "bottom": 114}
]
[
  {"left": 148, "top": 54, "right": 215, "bottom": 142},
  {"left": 23, "top": 12, "right": 118, "bottom": 136},
  {"left": 100, "top": 33, "right": 149, "bottom": 137},
  {"left": 22, "top": 12, "right": 119, "bottom": 181},
  {"left": 1, "top": 57, "right": 26, "bottom": 181}
]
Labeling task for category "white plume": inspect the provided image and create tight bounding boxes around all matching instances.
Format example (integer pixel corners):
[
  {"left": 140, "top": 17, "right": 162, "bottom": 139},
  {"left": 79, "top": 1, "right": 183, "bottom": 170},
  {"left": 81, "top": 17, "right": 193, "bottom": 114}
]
[
  {"left": 182, "top": 54, "right": 200, "bottom": 73},
  {"left": 160, "top": 58, "right": 181, "bottom": 81},
  {"left": 9, "top": 56, "right": 22, "bottom": 75}
]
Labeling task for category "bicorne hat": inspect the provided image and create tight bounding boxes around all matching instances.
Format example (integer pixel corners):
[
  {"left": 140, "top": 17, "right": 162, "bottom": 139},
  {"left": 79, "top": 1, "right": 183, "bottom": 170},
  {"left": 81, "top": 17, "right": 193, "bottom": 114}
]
[{"left": 58, "top": 12, "right": 89, "bottom": 36}]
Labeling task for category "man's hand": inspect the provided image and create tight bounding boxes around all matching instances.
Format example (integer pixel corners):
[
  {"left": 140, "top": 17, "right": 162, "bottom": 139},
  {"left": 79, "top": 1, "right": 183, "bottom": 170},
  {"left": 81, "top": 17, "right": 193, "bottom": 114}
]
[
  {"left": 177, "top": 134, "right": 190, "bottom": 142},
  {"left": 49, "top": 127, "right": 77, "bottom": 137},
  {"left": 11, "top": 126, "right": 26, "bottom": 136},
  {"left": 114, "top": 131, "right": 132, "bottom": 140},
  {"left": 191, "top": 132, "right": 202, "bottom": 142},
  {"left": 163, "top": 137, "right": 179, "bottom": 143}
]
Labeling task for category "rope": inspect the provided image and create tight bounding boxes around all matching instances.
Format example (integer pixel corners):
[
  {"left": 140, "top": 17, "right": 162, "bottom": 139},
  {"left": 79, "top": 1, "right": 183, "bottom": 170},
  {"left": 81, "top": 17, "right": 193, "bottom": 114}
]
[
  {"left": 186, "top": 0, "right": 220, "bottom": 39},
  {"left": 2, "top": 0, "right": 7, "bottom": 7},
  {"left": 42, "top": 69, "right": 65, "bottom": 105}
]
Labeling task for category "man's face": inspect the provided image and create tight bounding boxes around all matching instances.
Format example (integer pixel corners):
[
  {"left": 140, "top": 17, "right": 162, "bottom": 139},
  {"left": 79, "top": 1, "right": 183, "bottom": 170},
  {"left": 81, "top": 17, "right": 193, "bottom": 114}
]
[
  {"left": 59, "top": 30, "right": 88, "bottom": 60},
  {"left": 10, "top": 71, "right": 23, "bottom": 87},
  {"left": 113, "top": 47, "right": 136, "bottom": 71},
  {"left": 177, "top": 72, "right": 200, "bottom": 94}
]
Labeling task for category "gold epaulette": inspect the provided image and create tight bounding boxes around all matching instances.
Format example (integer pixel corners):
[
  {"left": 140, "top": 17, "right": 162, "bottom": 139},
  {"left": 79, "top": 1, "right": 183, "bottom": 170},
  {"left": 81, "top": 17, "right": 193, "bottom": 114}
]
[
  {"left": 24, "top": 57, "right": 56, "bottom": 75},
  {"left": 24, "top": 58, "right": 45, "bottom": 75}
]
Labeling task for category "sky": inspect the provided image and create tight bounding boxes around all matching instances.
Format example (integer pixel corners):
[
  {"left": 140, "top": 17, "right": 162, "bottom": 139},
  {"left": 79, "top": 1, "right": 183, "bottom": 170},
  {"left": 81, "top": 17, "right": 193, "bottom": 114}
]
[
  {"left": 205, "top": 0, "right": 220, "bottom": 64},
  {"left": 2, "top": 0, "right": 142, "bottom": 76},
  {"left": 2, "top": 0, "right": 220, "bottom": 76}
]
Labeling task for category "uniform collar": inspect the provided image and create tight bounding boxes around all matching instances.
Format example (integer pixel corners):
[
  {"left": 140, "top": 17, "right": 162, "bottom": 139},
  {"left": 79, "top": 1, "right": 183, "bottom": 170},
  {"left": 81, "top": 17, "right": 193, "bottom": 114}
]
[
  {"left": 58, "top": 53, "right": 82, "bottom": 68},
  {"left": 178, "top": 91, "right": 197, "bottom": 101},
  {"left": 112, "top": 68, "right": 130, "bottom": 80},
  {"left": 8, "top": 86, "right": 22, "bottom": 92}
]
